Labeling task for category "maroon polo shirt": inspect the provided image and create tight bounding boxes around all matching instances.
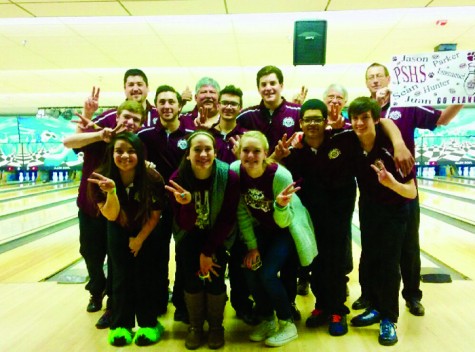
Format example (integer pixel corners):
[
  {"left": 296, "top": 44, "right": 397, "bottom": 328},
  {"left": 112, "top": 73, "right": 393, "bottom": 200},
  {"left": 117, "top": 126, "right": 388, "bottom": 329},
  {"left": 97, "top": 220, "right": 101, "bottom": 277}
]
[{"left": 236, "top": 99, "right": 301, "bottom": 152}]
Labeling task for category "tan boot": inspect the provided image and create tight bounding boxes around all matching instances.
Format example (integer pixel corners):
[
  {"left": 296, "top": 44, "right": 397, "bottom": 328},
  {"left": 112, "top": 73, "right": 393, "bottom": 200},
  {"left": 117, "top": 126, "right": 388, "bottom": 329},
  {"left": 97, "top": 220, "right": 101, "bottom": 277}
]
[
  {"left": 206, "top": 293, "right": 227, "bottom": 349},
  {"left": 184, "top": 291, "right": 206, "bottom": 350}
]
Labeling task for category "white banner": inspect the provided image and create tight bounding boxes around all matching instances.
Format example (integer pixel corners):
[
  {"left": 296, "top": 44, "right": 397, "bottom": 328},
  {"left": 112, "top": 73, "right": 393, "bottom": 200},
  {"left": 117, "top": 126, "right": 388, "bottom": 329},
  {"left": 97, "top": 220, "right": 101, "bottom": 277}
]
[{"left": 390, "top": 50, "right": 475, "bottom": 107}]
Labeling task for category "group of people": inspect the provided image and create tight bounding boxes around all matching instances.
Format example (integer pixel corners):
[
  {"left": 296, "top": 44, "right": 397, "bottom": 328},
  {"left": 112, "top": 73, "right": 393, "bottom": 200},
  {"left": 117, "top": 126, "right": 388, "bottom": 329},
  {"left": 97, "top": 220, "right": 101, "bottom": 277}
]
[{"left": 63, "top": 63, "right": 463, "bottom": 348}]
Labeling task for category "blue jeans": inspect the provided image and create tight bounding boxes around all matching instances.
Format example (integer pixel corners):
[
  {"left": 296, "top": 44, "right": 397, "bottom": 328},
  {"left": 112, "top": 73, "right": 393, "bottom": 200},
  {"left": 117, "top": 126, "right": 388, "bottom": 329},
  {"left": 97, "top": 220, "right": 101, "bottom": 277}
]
[{"left": 244, "top": 226, "right": 296, "bottom": 321}]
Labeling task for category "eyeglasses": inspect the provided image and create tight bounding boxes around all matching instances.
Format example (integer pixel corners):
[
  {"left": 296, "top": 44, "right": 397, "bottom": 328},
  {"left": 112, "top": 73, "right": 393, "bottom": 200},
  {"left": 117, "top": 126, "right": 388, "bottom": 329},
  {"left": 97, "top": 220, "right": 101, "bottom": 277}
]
[
  {"left": 302, "top": 117, "right": 325, "bottom": 124},
  {"left": 326, "top": 94, "right": 345, "bottom": 102},
  {"left": 219, "top": 100, "right": 240, "bottom": 108}
]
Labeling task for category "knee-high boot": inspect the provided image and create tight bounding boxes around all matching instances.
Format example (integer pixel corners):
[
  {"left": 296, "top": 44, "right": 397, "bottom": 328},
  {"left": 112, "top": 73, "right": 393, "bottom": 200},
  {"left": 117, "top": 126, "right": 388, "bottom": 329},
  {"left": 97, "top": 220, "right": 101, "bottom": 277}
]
[
  {"left": 207, "top": 293, "right": 227, "bottom": 349},
  {"left": 184, "top": 291, "right": 206, "bottom": 350}
]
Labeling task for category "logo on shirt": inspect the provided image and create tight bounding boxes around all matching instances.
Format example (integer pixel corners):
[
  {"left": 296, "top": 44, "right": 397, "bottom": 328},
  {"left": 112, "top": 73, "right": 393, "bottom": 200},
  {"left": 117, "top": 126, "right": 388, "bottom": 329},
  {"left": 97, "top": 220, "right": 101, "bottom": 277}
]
[
  {"left": 244, "top": 188, "right": 272, "bottom": 212},
  {"left": 177, "top": 139, "right": 188, "bottom": 150},
  {"left": 388, "top": 110, "right": 402, "bottom": 121},
  {"left": 282, "top": 117, "right": 295, "bottom": 128},
  {"left": 328, "top": 148, "right": 341, "bottom": 159}
]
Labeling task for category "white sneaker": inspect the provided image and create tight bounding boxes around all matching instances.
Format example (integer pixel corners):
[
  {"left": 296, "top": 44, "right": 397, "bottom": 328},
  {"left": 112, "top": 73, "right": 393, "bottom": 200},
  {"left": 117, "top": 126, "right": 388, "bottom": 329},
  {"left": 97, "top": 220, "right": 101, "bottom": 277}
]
[
  {"left": 249, "top": 318, "right": 276, "bottom": 342},
  {"left": 265, "top": 320, "right": 298, "bottom": 347}
]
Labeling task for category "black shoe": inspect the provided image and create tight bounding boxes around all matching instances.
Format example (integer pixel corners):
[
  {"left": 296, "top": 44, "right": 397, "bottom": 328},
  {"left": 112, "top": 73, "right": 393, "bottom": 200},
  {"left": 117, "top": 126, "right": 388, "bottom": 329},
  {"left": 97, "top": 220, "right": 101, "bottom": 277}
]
[
  {"left": 329, "top": 314, "right": 348, "bottom": 336},
  {"left": 351, "top": 309, "right": 381, "bottom": 327},
  {"left": 306, "top": 309, "right": 328, "bottom": 328},
  {"left": 236, "top": 310, "right": 260, "bottom": 326},
  {"left": 351, "top": 296, "right": 370, "bottom": 310},
  {"left": 87, "top": 295, "right": 103, "bottom": 313},
  {"left": 95, "top": 309, "right": 112, "bottom": 329},
  {"left": 297, "top": 279, "right": 309, "bottom": 296},
  {"left": 174, "top": 308, "right": 190, "bottom": 324},
  {"left": 291, "top": 302, "right": 301, "bottom": 321},
  {"left": 406, "top": 299, "right": 425, "bottom": 316}
]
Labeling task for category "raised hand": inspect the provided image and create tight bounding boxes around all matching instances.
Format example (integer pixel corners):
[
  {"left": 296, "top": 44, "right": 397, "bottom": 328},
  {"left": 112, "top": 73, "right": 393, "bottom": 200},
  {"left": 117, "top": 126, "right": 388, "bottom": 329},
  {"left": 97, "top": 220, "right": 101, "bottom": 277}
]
[
  {"left": 293, "top": 86, "right": 308, "bottom": 105},
  {"left": 165, "top": 180, "right": 192, "bottom": 205},
  {"left": 230, "top": 134, "right": 241, "bottom": 158},
  {"left": 272, "top": 133, "right": 297, "bottom": 161},
  {"left": 181, "top": 86, "right": 193, "bottom": 107},
  {"left": 371, "top": 159, "right": 396, "bottom": 188},
  {"left": 194, "top": 106, "right": 211, "bottom": 128},
  {"left": 87, "top": 172, "right": 116, "bottom": 194},
  {"left": 375, "top": 87, "right": 390, "bottom": 106},
  {"left": 83, "top": 86, "right": 100, "bottom": 119},
  {"left": 276, "top": 182, "right": 300, "bottom": 207},
  {"left": 71, "top": 112, "right": 99, "bottom": 131}
]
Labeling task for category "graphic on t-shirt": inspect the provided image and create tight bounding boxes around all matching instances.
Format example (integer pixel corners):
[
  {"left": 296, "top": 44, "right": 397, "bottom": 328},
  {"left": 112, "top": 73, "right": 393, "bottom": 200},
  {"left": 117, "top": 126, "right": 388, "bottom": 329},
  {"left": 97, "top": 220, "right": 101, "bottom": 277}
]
[
  {"left": 194, "top": 190, "right": 210, "bottom": 229},
  {"left": 244, "top": 188, "right": 272, "bottom": 212}
]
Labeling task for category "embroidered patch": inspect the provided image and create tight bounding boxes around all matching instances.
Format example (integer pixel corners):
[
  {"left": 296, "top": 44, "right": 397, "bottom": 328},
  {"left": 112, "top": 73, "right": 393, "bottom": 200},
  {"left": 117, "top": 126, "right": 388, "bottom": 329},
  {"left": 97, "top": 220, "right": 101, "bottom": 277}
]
[
  {"left": 328, "top": 148, "right": 341, "bottom": 159},
  {"left": 388, "top": 110, "right": 402, "bottom": 121},
  {"left": 177, "top": 139, "right": 188, "bottom": 150},
  {"left": 282, "top": 117, "right": 295, "bottom": 128}
]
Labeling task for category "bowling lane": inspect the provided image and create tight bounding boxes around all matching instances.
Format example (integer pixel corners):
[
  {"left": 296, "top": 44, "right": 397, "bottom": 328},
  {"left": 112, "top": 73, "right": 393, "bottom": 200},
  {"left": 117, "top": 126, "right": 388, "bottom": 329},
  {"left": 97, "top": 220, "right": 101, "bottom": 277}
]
[
  {"left": 0, "top": 224, "right": 80, "bottom": 282},
  {"left": 418, "top": 190, "right": 475, "bottom": 224},
  {"left": 0, "top": 187, "right": 78, "bottom": 217},
  {"left": 418, "top": 178, "right": 475, "bottom": 199},
  {"left": 0, "top": 200, "right": 78, "bottom": 245},
  {"left": 0, "top": 182, "right": 79, "bottom": 202},
  {"left": 419, "top": 212, "right": 475, "bottom": 280}
]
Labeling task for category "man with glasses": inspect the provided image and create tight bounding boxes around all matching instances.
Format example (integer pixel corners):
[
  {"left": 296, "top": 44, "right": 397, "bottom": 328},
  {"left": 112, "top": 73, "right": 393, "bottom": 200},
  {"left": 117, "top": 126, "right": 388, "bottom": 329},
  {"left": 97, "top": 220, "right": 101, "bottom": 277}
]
[
  {"left": 352, "top": 62, "right": 463, "bottom": 317},
  {"left": 208, "top": 85, "right": 260, "bottom": 326},
  {"left": 271, "top": 99, "right": 354, "bottom": 336}
]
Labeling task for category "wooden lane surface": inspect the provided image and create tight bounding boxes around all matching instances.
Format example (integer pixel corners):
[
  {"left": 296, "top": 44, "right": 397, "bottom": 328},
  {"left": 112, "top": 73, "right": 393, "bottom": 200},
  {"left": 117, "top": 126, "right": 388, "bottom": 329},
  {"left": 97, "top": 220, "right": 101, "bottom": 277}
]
[
  {"left": 418, "top": 190, "right": 475, "bottom": 224},
  {"left": 419, "top": 212, "right": 475, "bottom": 279},
  {"left": 0, "top": 187, "right": 78, "bottom": 217},
  {"left": 418, "top": 178, "right": 475, "bottom": 199},
  {"left": 0, "top": 200, "right": 78, "bottom": 245},
  {"left": 0, "top": 183, "right": 78, "bottom": 202},
  {"left": 1, "top": 265, "right": 475, "bottom": 351},
  {"left": 352, "top": 195, "right": 475, "bottom": 280},
  {"left": 0, "top": 225, "right": 80, "bottom": 283}
]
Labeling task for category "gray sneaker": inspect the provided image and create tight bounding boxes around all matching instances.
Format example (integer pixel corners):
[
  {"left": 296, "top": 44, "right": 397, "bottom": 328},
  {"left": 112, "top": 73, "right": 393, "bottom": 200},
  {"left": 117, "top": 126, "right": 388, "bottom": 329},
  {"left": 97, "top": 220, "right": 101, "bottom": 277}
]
[
  {"left": 249, "top": 318, "right": 276, "bottom": 342},
  {"left": 265, "top": 320, "right": 298, "bottom": 347}
]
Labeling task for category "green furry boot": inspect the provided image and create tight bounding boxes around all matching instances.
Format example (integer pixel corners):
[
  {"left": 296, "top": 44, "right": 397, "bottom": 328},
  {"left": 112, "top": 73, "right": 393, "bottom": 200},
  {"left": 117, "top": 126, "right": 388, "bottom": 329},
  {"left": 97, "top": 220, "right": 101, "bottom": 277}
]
[
  {"left": 108, "top": 327, "right": 133, "bottom": 346},
  {"left": 133, "top": 321, "right": 165, "bottom": 346}
]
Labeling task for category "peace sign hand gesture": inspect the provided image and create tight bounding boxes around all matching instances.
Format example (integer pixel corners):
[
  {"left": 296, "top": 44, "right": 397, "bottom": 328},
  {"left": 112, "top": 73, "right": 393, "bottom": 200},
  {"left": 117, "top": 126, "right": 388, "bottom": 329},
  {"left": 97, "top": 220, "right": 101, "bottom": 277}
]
[
  {"left": 87, "top": 172, "right": 116, "bottom": 194},
  {"left": 276, "top": 182, "right": 300, "bottom": 207},
  {"left": 165, "top": 180, "right": 192, "bottom": 205}
]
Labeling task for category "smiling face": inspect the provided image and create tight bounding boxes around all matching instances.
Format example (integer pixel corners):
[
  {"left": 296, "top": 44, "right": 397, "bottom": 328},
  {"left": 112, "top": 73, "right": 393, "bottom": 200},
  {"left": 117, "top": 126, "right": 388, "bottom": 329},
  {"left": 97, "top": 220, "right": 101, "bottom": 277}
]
[
  {"left": 350, "top": 110, "right": 378, "bottom": 141},
  {"left": 258, "top": 73, "right": 283, "bottom": 108},
  {"left": 300, "top": 109, "right": 326, "bottom": 139},
  {"left": 365, "top": 65, "right": 390, "bottom": 97},
  {"left": 195, "top": 84, "right": 219, "bottom": 116},
  {"left": 113, "top": 139, "right": 138, "bottom": 173},
  {"left": 124, "top": 75, "right": 149, "bottom": 103},
  {"left": 187, "top": 134, "right": 216, "bottom": 178},
  {"left": 324, "top": 87, "right": 347, "bottom": 118},
  {"left": 116, "top": 109, "right": 143, "bottom": 133},
  {"left": 218, "top": 93, "right": 241, "bottom": 121},
  {"left": 156, "top": 90, "right": 180, "bottom": 122},
  {"left": 240, "top": 136, "right": 268, "bottom": 178}
]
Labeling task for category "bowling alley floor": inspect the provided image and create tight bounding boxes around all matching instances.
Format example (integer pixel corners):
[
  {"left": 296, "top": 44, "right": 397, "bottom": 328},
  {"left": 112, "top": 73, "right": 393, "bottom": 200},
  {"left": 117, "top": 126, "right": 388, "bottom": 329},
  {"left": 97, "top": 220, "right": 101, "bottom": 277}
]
[{"left": 1, "top": 177, "right": 475, "bottom": 351}]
